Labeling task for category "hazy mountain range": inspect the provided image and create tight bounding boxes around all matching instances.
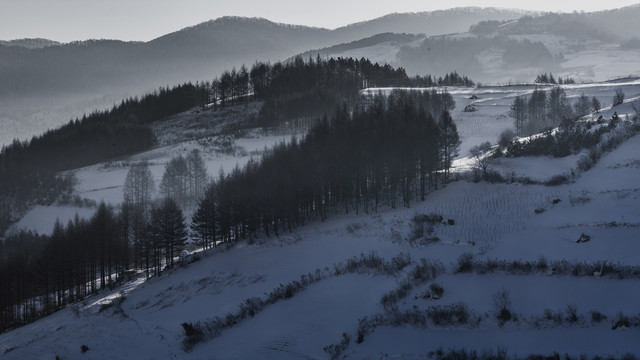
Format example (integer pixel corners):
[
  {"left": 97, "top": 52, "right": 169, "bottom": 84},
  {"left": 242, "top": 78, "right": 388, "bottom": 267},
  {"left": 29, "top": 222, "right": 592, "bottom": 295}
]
[{"left": 2, "top": 5, "right": 640, "bottom": 146}]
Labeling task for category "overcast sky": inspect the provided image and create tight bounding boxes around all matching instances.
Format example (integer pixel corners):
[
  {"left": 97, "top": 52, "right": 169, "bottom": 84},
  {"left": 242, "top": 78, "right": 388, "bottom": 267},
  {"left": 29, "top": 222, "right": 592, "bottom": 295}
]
[{"left": 1, "top": 0, "right": 639, "bottom": 42}]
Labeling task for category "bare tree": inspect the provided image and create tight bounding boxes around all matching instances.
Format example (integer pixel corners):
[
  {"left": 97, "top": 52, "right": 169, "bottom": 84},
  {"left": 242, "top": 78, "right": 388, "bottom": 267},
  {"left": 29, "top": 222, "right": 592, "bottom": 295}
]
[
  {"left": 493, "top": 288, "right": 512, "bottom": 322},
  {"left": 469, "top": 142, "right": 493, "bottom": 181},
  {"left": 160, "top": 155, "right": 189, "bottom": 208},
  {"left": 123, "top": 161, "right": 155, "bottom": 213},
  {"left": 612, "top": 87, "right": 625, "bottom": 106},
  {"left": 186, "top": 149, "right": 209, "bottom": 207}
]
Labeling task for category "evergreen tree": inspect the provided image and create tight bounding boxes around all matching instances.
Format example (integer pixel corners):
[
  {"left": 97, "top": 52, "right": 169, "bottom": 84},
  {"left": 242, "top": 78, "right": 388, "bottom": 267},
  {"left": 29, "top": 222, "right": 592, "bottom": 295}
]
[
  {"left": 438, "top": 110, "right": 461, "bottom": 183},
  {"left": 547, "top": 87, "right": 572, "bottom": 127},
  {"left": 150, "top": 197, "right": 187, "bottom": 270},
  {"left": 591, "top": 96, "right": 601, "bottom": 113},
  {"left": 191, "top": 186, "right": 217, "bottom": 249},
  {"left": 509, "top": 96, "right": 528, "bottom": 136},
  {"left": 527, "top": 88, "right": 547, "bottom": 133}
]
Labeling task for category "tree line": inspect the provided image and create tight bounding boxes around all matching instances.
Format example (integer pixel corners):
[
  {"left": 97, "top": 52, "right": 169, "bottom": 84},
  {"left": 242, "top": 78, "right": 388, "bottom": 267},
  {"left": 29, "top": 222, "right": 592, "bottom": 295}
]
[
  {"left": 0, "top": 89, "right": 462, "bottom": 331},
  {"left": 509, "top": 87, "right": 602, "bottom": 135},
  {"left": 207, "top": 56, "right": 473, "bottom": 130},
  {"left": 1, "top": 56, "right": 474, "bottom": 236},
  {"left": 191, "top": 90, "right": 460, "bottom": 244},
  {"left": 0, "top": 157, "right": 197, "bottom": 331},
  {"left": 0, "top": 83, "right": 208, "bottom": 235}
]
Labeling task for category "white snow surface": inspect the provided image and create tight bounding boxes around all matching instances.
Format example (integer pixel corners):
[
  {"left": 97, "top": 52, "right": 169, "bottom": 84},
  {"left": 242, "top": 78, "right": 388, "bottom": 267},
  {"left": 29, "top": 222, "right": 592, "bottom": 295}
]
[{"left": 3, "top": 85, "right": 640, "bottom": 359}]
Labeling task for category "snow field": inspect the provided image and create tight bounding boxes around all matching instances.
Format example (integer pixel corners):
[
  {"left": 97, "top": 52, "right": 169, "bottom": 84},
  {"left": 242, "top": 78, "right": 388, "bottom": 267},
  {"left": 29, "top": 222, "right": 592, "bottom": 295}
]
[{"left": 3, "top": 83, "right": 640, "bottom": 359}]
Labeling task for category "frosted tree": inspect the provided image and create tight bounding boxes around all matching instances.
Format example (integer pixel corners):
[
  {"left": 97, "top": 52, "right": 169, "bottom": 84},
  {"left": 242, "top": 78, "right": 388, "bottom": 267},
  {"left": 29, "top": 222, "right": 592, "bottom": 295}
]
[
  {"left": 186, "top": 149, "right": 209, "bottom": 207},
  {"left": 123, "top": 161, "right": 155, "bottom": 269},
  {"left": 123, "top": 161, "right": 155, "bottom": 212},
  {"left": 160, "top": 155, "right": 189, "bottom": 207},
  {"left": 469, "top": 142, "right": 493, "bottom": 181}
]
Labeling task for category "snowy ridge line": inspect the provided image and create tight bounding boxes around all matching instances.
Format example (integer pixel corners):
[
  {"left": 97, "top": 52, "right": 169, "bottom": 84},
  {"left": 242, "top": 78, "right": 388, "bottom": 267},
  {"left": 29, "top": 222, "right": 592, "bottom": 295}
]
[
  {"left": 361, "top": 78, "right": 640, "bottom": 95},
  {"left": 182, "top": 252, "right": 412, "bottom": 350}
]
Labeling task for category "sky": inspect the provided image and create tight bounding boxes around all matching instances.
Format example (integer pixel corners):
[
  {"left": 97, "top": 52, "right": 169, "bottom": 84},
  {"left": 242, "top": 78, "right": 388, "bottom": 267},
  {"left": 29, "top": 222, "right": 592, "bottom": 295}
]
[{"left": 1, "top": 0, "right": 639, "bottom": 42}]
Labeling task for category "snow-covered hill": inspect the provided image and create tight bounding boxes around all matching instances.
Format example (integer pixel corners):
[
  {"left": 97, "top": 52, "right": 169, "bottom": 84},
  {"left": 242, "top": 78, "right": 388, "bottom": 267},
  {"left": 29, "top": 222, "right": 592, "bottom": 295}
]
[{"left": 2, "top": 81, "right": 640, "bottom": 359}]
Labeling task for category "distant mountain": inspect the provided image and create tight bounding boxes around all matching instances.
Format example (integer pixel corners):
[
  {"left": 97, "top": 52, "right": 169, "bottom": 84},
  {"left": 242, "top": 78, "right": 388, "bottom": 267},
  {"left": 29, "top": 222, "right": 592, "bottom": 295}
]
[
  {"left": 332, "top": 7, "right": 531, "bottom": 40},
  {"left": 586, "top": 4, "right": 640, "bottom": 40},
  {"left": 0, "top": 38, "right": 60, "bottom": 49},
  {"left": 0, "top": 8, "right": 531, "bottom": 146},
  {"left": 473, "top": 4, "right": 640, "bottom": 41}
]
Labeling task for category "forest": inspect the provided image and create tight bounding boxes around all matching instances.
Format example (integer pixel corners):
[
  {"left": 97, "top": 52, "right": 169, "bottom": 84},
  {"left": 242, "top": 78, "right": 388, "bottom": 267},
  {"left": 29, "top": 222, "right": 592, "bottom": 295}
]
[
  {"left": 0, "top": 56, "right": 472, "bottom": 331},
  {"left": 191, "top": 90, "right": 459, "bottom": 244},
  {"left": 0, "top": 56, "right": 472, "bottom": 237}
]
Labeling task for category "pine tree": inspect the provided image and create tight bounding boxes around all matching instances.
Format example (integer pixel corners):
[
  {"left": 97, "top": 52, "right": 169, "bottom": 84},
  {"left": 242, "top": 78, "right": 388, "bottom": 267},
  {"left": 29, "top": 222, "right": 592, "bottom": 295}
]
[
  {"left": 150, "top": 197, "right": 187, "bottom": 270},
  {"left": 509, "top": 96, "right": 528, "bottom": 136},
  {"left": 191, "top": 186, "right": 217, "bottom": 249},
  {"left": 438, "top": 110, "right": 461, "bottom": 183},
  {"left": 591, "top": 96, "right": 601, "bottom": 114}
]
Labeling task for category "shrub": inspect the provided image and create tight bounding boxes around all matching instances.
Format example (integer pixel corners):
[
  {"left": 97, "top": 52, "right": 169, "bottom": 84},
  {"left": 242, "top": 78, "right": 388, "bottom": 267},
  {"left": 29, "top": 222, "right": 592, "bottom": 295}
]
[
  {"left": 427, "top": 303, "right": 469, "bottom": 325},
  {"left": 545, "top": 174, "right": 570, "bottom": 186},
  {"left": 239, "top": 297, "right": 264, "bottom": 318},
  {"left": 612, "top": 87, "right": 625, "bottom": 106},
  {"left": 346, "top": 222, "right": 362, "bottom": 234},
  {"left": 456, "top": 253, "right": 474, "bottom": 273},
  {"left": 429, "top": 283, "right": 445, "bottom": 298},
  {"left": 323, "top": 333, "right": 351, "bottom": 360},
  {"left": 566, "top": 304, "right": 579, "bottom": 323},
  {"left": 498, "top": 129, "right": 516, "bottom": 148},
  {"left": 409, "top": 218, "right": 425, "bottom": 241},
  {"left": 576, "top": 154, "right": 594, "bottom": 172},
  {"left": 590, "top": 310, "right": 607, "bottom": 323},
  {"left": 612, "top": 312, "right": 631, "bottom": 329},
  {"left": 409, "top": 213, "right": 444, "bottom": 241},
  {"left": 569, "top": 191, "right": 591, "bottom": 206},
  {"left": 493, "top": 289, "right": 512, "bottom": 323}
]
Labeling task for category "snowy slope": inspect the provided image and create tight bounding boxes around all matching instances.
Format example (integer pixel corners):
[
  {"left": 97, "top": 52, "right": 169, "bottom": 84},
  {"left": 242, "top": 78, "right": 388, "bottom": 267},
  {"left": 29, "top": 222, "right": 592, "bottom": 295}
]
[
  {"left": 2, "top": 132, "right": 639, "bottom": 358},
  {"left": 3, "top": 83, "right": 640, "bottom": 359}
]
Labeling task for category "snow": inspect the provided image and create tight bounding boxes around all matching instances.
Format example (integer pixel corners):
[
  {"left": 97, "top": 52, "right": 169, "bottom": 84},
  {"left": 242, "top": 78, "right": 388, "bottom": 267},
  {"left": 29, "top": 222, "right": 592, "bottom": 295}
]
[{"left": 3, "top": 84, "right": 640, "bottom": 359}]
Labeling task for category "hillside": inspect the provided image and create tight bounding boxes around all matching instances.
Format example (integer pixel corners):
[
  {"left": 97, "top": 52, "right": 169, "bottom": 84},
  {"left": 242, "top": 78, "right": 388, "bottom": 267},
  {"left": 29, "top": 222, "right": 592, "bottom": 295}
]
[
  {"left": 297, "top": 5, "right": 640, "bottom": 85},
  {"left": 2, "top": 78, "right": 639, "bottom": 358},
  {"left": 1, "top": 92, "right": 639, "bottom": 359}
]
